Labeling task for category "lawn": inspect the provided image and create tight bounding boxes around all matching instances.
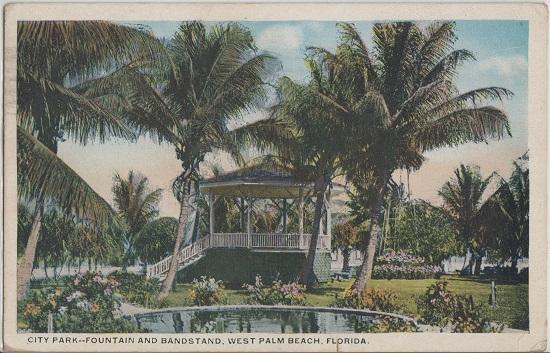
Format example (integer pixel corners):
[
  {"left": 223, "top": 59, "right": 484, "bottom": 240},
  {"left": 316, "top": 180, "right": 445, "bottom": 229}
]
[{"left": 165, "top": 275, "right": 528, "bottom": 330}]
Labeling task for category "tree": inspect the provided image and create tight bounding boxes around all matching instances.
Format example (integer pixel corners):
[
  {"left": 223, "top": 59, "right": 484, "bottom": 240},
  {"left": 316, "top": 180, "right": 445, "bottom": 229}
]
[
  {"left": 134, "top": 217, "right": 179, "bottom": 265},
  {"left": 111, "top": 171, "right": 163, "bottom": 269},
  {"left": 101, "top": 22, "right": 289, "bottom": 299},
  {"left": 16, "top": 21, "right": 163, "bottom": 299},
  {"left": 302, "top": 22, "right": 512, "bottom": 292},
  {"left": 480, "top": 153, "right": 529, "bottom": 272},
  {"left": 439, "top": 164, "right": 494, "bottom": 275},
  {"left": 331, "top": 221, "right": 360, "bottom": 271},
  {"left": 393, "top": 200, "right": 461, "bottom": 265}
]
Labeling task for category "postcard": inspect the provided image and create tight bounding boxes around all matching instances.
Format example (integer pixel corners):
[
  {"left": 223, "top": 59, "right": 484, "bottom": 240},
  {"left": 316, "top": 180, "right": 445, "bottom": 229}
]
[{"left": 2, "top": 2, "right": 548, "bottom": 352}]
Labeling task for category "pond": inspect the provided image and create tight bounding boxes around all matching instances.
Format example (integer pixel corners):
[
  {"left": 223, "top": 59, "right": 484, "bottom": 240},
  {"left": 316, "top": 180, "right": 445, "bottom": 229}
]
[{"left": 133, "top": 305, "right": 417, "bottom": 333}]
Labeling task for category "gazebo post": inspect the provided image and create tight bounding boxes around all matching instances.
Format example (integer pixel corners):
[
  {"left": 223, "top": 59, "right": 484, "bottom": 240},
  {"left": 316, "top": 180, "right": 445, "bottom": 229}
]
[
  {"left": 298, "top": 188, "right": 304, "bottom": 248},
  {"left": 247, "top": 196, "right": 252, "bottom": 248},
  {"left": 209, "top": 193, "right": 215, "bottom": 237},
  {"left": 282, "top": 199, "right": 288, "bottom": 234}
]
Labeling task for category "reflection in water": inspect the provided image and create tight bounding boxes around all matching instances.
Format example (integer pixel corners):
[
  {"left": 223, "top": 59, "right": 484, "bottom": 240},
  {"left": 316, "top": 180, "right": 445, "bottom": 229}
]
[
  {"left": 135, "top": 308, "right": 414, "bottom": 334},
  {"left": 172, "top": 313, "right": 184, "bottom": 333}
]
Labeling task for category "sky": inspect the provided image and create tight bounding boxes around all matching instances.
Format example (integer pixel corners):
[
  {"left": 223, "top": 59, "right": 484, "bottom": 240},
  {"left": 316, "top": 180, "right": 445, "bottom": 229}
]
[{"left": 58, "top": 20, "right": 529, "bottom": 217}]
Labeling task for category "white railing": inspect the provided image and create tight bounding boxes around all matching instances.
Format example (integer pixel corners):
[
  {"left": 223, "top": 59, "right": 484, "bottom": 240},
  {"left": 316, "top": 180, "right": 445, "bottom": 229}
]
[
  {"left": 147, "top": 235, "right": 211, "bottom": 278},
  {"left": 148, "top": 233, "right": 331, "bottom": 277},
  {"left": 211, "top": 233, "right": 248, "bottom": 248}
]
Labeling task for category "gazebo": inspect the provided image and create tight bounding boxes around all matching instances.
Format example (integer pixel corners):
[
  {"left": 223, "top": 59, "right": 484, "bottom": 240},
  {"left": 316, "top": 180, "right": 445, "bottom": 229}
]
[
  {"left": 147, "top": 163, "right": 334, "bottom": 283},
  {"left": 199, "top": 164, "right": 332, "bottom": 252}
]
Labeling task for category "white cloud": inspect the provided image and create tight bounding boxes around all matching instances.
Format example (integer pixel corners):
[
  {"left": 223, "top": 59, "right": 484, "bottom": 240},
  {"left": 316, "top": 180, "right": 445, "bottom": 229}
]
[
  {"left": 477, "top": 55, "right": 528, "bottom": 77},
  {"left": 256, "top": 25, "right": 303, "bottom": 52}
]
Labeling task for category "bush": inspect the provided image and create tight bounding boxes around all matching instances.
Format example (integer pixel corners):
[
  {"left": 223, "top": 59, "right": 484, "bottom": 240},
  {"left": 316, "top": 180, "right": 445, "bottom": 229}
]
[
  {"left": 188, "top": 276, "right": 226, "bottom": 306},
  {"left": 373, "top": 252, "right": 443, "bottom": 280},
  {"left": 243, "top": 275, "right": 306, "bottom": 306},
  {"left": 416, "top": 280, "right": 500, "bottom": 333},
  {"left": 333, "top": 287, "right": 399, "bottom": 312},
  {"left": 349, "top": 316, "right": 417, "bottom": 333},
  {"left": 110, "top": 271, "right": 164, "bottom": 308},
  {"left": 21, "top": 271, "right": 139, "bottom": 333}
]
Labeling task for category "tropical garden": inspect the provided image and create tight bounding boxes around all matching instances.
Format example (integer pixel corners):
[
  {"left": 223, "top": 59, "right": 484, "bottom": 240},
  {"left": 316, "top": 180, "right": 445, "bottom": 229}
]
[{"left": 16, "top": 20, "right": 528, "bottom": 333}]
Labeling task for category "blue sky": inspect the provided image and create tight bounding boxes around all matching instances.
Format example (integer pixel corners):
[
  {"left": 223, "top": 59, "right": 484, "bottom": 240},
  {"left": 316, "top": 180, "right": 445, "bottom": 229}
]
[{"left": 59, "top": 20, "right": 529, "bottom": 217}]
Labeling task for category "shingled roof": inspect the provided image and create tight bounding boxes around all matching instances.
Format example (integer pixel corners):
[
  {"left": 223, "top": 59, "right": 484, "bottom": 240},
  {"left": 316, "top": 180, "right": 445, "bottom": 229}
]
[{"left": 200, "top": 161, "right": 312, "bottom": 198}]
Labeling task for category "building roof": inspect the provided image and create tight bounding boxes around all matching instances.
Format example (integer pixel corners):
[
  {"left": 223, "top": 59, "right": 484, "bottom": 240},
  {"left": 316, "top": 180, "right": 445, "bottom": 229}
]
[{"left": 200, "top": 162, "right": 313, "bottom": 199}]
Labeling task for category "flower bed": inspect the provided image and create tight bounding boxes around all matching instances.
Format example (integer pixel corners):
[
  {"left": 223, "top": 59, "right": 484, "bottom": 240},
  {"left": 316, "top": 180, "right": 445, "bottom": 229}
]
[
  {"left": 372, "top": 252, "right": 443, "bottom": 280},
  {"left": 243, "top": 275, "right": 306, "bottom": 306},
  {"left": 21, "top": 271, "right": 139, "bottom": 333}
]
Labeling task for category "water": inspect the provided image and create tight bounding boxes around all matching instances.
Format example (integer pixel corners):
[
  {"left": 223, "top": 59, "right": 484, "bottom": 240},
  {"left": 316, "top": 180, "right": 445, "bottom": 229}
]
[{"left": 134, "top": 307, "right": 414, "bottom": 333}]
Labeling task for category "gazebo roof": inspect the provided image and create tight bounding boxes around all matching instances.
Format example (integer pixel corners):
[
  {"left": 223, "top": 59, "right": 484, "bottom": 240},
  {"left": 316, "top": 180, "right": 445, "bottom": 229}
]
[{"left": 199, "top": 163, "right": 313, "bottom": 199}]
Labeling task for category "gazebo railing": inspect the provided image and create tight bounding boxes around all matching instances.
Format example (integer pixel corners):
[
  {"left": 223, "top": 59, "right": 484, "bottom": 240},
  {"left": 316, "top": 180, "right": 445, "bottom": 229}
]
[
  {"left": 148, "top": 233, "right": 331, "bottom": 278},
  {"left": 211, "top": 233, "right": 248, "bottom": 247}
]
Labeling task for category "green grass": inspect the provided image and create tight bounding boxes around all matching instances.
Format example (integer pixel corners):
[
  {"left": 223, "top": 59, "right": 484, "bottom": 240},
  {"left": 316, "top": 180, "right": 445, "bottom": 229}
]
[{"left": 165, "top": 275, "right": 528, "bottom": 330}]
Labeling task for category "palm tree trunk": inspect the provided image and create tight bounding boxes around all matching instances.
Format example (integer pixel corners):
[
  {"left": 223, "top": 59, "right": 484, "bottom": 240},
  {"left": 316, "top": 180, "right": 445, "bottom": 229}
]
[
  {"left": 299, "top": 177, "right": 328, "bottom": 287},
  {"left": 342, "top": 248, "right": 351, "bottom": 271},
  {"left": 158, "top": 193, "right": 193, "bottom": 300},
  {"left": 352, "top": 171, "right": 389, "bottom": 293},
  {"left": 474, "top": 256, "right": 482, "bottom": 276},
  {"left": 17, "top": 201, "right": 44, "bottom": 300}
]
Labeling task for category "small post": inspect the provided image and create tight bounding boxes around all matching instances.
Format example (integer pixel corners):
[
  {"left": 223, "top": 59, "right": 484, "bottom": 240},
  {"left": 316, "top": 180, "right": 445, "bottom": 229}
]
[
  {"left": 491, "top": 281, "right": 497, "bottom": 309},
  {"left": 47, "top": 312, "right": 54, "bottom": 333}
]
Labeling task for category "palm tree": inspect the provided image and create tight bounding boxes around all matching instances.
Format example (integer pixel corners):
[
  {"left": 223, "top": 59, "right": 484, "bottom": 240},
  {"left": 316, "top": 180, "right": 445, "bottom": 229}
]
[
  {"left": 16, "top": 21, "right": 163, "bottom": 299},
  {"left": 300, "top": 22, "right": 512, "bottom": 292},
  {"left": 480, "top": 153, "right": 529, "bottom": 272},
  {"left": 112, "top": 171, "right": 163, "bottom": 269},
  {"left": 100, "top": 22, "right": 289, "bottom": 299},
  {"left": 271, "top": 59, "right": 354, "bottom": 286},
  {"left": 439, "top": 164, "right": 494, "bottom": 275}
]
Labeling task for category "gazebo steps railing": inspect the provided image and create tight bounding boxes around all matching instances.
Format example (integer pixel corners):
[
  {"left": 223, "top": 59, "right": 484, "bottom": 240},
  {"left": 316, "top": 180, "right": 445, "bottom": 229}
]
[{"left": 147, "top": 233, "right": 331, "bottom": 278}]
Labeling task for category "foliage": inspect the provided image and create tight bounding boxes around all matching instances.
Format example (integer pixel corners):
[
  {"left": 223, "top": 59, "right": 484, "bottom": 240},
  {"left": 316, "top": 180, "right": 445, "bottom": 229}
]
[
  {"left": 480, "top": 153, "right": 529, "bottom": 270},
  {"left": 332, "top": 221, "right": 361, "bottom": 252},
  {"left": 110, "top": 271, "right": 164, "bottom": 308},
  {"left": 392, "top": 200, "right": 461, "bottom": 264},
  {"left": 297, "top": 21, "right": 512, "bottom": 290},
  {"left": 21, "top": 271, "right": 139, "bottom": 333},
  {"left": 188, "top": 277, "right": 226, "bottom": 306},
  {"left": 439, "top": 164, "right": 494, "bottom": 274},
  {"left": 373, "top": 252, "right": 443, "bottom": 279},
  {"left": 332, "top": 287, "right": 400, "bottom": 312},
  {"left": 111, "top": 171, "right": 162, "bottom": 267},
  {"left": 17, "top": 204, "right": 33, "bottom": 257},
  {"left": 416, "top": 280, "right": 499, "bottom": 332},
  {"left": 349, "top": 316, "right": 417, "bottom": 333},
  {"left": 244, "top": 275, "right": 306, "bottom": 306},
  {"left": 133, "top": 217, "right": 178, "bottom": 264}
]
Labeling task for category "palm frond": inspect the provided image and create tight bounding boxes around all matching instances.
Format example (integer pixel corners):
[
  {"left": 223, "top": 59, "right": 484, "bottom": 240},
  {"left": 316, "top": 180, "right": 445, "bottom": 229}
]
[
  {"left": 17, "top": 126, "right": 114, "bottom": 226},
  {"left": 18, "top": 70, "right": 135, "bottom": 144},
  {"left": 412, "top": 106, "right": 511, "bottom": 151}
]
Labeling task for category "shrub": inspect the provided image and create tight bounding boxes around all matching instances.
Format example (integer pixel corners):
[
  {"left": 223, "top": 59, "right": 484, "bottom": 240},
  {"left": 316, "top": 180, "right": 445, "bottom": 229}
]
[
  {"left": 243, "top": 275, "right": 306, "bottom": 306},
  {"left": 21, "top": 271, "right": 139, "bottom": 333},
  {"left": 333, "top": 287, "right": 399, "bottom": 312},
  {"left": 188, "top": 276, "right": 226, "bottom": 306},
  {"left": 349, "top": 316, "right": 417, "bottom": 333},
  {"left": 373, "top": 252, "right": 443, "bottom": 280},
  {"left": 110, "top": 271, "right": 164, "bottom": 308},
  {"left": 416, "top": 280, "right": 500, "bottom": 333}
]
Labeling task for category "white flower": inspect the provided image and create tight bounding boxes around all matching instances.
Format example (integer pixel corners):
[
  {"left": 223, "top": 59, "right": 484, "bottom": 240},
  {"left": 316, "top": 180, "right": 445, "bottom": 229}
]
[{"left": 58, "top": 306, "right": 68, "bottom": 315}]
